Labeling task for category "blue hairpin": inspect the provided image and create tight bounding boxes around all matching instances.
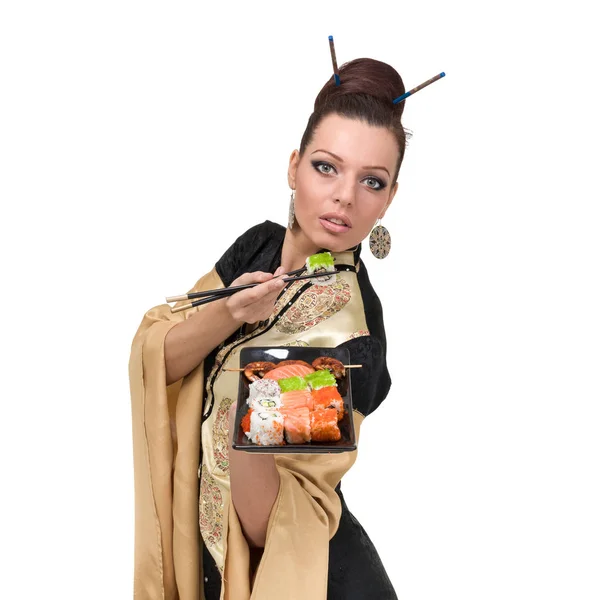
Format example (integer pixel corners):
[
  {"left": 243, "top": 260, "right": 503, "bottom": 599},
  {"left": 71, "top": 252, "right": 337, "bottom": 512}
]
[
  {"left": 328, "top": 35, "right": 341, "bottom": 86},
  {"left": 392, "top": 72, "right": 446, "bottom": 104}
]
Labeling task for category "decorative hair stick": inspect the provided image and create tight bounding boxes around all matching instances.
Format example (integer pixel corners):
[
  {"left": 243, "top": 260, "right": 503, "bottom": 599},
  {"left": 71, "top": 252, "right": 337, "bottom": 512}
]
[
  {"left": 392, "top": 71, "right": 446, "bottom": 104},
  {"left": 328, "top": 35, "right": 340, "bottom": 86}
]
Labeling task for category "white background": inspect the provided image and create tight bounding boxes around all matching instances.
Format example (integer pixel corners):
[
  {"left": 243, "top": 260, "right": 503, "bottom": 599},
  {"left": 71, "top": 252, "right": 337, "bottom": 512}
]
[{"left": 1, "top": 1, "right": 599, "bottom": 598}]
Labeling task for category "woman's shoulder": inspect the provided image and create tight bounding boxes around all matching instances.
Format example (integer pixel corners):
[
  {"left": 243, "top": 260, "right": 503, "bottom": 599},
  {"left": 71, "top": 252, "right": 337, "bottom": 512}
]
[{"left": 215, "top": 220, "right": 286, "bottom": 287}]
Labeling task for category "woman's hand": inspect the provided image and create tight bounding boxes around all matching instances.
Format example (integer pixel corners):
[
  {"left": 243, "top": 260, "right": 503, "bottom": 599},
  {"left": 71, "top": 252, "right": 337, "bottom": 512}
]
[{"left": 225, "top": 266, "right": 288, "bottom": 324}]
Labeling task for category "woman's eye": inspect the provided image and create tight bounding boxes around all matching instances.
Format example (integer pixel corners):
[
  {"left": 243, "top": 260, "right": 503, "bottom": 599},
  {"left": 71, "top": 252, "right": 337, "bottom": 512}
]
[
  {"left": 312, "top": 160, "right": 386, "bottom": 191},
  {"left": 364, "top": 177, "right": 385, "bottom": 190},
  {"left": 312, "top": 161, "right": 335, "bottom": 175}
]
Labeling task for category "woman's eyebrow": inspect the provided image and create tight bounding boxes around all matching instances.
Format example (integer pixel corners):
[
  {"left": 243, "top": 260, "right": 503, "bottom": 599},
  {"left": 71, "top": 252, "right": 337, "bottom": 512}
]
[{"left": 311, "top": 149, "right": 390, "bottom": 177}]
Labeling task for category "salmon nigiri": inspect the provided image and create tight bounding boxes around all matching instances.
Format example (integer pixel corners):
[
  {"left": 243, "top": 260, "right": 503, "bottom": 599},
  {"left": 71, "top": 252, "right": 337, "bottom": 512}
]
[
  {"left": 283, "top": 406, "right": 311, "bottom": 444},
  {"left": 280, "top": 390, "right": 314, "bottom": 412},
  {"left": 263, "top": 363, "right": 315, "bottom": 380}
]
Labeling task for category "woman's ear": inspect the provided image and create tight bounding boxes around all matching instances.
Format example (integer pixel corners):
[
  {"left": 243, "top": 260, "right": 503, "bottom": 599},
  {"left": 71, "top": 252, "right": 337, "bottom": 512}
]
[
  {"left": 287, "top": 150, "right": 299, "bottom": 188},
  {"left": 379, "top": 181, "right": 399, "bottom": 219}
]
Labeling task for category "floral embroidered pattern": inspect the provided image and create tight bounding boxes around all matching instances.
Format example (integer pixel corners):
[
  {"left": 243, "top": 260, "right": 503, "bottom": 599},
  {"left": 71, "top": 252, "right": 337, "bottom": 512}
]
[
  {"left": 213, "top": 397, "right": 233, "bottom": 473},
  {"left": 275, "top": 274, "right": 352, "bottom": 335},
  {"left": 282, "top": 339, "right": 309, "bottom": 347},
  {"left": 199, "top": 467, "right": 223, "bottom": 548},
  {"left": 345, "top": 329, "right": 371, "bottom": 341}
]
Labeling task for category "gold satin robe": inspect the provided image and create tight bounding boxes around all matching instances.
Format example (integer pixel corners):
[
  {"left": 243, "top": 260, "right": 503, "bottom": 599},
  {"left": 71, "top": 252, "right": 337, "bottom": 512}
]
[{"left": 129, "top": 241, "right": 383, "bottom": 600}]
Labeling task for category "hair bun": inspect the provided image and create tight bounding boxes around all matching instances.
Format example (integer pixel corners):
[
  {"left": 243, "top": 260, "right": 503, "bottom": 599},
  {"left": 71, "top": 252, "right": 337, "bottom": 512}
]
[{"left": 314, "top": 58, "right": 407, "bottom": 119}]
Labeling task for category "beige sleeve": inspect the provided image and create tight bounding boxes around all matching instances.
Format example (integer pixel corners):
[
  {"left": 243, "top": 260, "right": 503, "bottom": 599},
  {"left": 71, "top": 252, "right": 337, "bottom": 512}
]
[
  {"left": 129, "top": 267, "right": 225, "bottom": 600},
  {"left": 223, "top": 411, "right": 365, "bottom": 600}
]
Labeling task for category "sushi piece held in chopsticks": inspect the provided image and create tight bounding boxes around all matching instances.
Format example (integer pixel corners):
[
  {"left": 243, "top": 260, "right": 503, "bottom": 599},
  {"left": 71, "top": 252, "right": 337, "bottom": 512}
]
[
  {"left": 310, "top": 408, "right": 341, "bottom": 442},
  {"left": 248, "top": 411, "right": 285, "bottom": 445},
  {"left": 306, "top": 251, "right": 336, "bottom": 285}
]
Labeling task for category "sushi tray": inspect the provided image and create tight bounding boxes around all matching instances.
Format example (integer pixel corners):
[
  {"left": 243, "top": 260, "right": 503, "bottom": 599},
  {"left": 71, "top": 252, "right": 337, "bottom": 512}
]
[{"left": 232, "top": 346, "right": 357, "bottom": 454}]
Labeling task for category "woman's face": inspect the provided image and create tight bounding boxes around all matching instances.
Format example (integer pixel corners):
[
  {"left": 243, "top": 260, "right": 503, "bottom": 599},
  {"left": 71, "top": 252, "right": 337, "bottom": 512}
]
[{"left": 288, "top": 113, "right": 399, "bottom": 253}]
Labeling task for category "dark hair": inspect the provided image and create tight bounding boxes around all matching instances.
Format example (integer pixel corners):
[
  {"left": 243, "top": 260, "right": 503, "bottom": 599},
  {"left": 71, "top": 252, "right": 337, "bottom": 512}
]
[{"left": 299, "top": 58, "right": 412, "bottom": 186}]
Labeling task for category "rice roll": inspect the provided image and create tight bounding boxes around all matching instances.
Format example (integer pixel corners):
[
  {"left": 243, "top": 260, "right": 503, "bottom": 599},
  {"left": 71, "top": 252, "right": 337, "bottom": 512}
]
[
  {"left": 311, "top": 386, "right": 344, "bottom": 420},
  {"left": 310, "top": 408, "right": 341, "bottom": 442},
  {"left": 248, "top": 411, "right": 284, "bottom": 446},
  {"left": 249, "top": 396, "right": 282, "bottom": 412},
  {"left": 248, "top": 378, "right": 281, "bottom": 403},
  {"left": 306, "top": 251, "right": 336, "bottom": 285}
]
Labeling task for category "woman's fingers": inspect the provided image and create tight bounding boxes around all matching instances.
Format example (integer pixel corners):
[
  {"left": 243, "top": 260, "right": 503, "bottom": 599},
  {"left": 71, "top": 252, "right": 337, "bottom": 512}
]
[
  {"left": 235, "top": 275, "right": 286, "bottom": 309},
  {"left": 226, "top": 266, "right": 288, "bottom": 322}
]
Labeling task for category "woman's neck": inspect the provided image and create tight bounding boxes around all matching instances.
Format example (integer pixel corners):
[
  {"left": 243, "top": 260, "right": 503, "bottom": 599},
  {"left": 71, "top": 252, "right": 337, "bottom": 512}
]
[{"left": 280, "top": 227, "right": 321, "bottom": 273}]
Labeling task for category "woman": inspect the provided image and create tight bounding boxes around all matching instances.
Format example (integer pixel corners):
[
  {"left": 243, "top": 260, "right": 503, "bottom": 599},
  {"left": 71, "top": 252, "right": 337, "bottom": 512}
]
[{"left": 129, "top": 57, "right": 409, "bottom": 599}]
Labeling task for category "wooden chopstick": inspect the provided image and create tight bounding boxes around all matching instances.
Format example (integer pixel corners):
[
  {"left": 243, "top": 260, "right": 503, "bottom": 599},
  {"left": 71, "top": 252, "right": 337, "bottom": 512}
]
[
  {"left": 169, "top": 270, "right": 338, "bottom": 313},
  {"left": 166, "top": 267, "right": 305, "bottom": 303}
]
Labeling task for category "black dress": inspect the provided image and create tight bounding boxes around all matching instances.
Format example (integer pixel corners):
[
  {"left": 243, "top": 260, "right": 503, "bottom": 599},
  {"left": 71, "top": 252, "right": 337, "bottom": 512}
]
[{"left": 201, "top": 220, "right": 398, "bottom": 599}]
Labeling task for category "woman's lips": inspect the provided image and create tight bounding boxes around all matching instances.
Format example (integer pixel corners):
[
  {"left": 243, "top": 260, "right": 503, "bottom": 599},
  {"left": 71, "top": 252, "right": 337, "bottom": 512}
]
[{"left": 319, "top": 218, "right": 350, "bottom": 233}]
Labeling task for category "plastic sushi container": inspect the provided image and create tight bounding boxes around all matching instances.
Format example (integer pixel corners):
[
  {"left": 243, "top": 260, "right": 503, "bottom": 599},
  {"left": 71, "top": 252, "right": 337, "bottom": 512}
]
[{"left": 232, "top": 346, "right": 357, "bottom": 454}]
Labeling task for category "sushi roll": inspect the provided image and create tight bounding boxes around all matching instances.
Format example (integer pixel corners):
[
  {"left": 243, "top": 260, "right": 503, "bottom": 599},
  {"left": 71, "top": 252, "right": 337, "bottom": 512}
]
[
  {"left": 248, "top": 378, "right": 281, "bottom": 403},
  {"left": 278, "top": 375, "right": 308, "bottom": 393},
  {"left": 311, "top": 386, "right": 344, "bottom": 420},
  {"left": 304, "top": 369, "right": 336, "bottom": 391},
  {"left": 283, "top": 406, "right": 311, "bottom": 444},
  {"left": 306, "top": 251, "right": 337, "bottom": 285},
  {"left": 248, "top": 411, "right": 285, "bottom": 446},
  {"left": 249, "top": 396, "right": 282, "bottom": 412},
  {"left": 310, "top": 408, "right": 341, "bottom": 442},
  {"left": 241, "top": 409, "right": 253, "bottom": 437}
]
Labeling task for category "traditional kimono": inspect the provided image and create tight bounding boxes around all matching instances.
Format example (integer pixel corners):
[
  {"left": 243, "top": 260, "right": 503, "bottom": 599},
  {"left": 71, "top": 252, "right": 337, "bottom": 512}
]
[{"left": 129, "top": 220, "right": 397, "bottom": 600}]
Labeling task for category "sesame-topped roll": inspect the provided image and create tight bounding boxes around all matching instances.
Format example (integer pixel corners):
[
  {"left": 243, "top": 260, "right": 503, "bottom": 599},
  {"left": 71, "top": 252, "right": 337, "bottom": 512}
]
[{"left": 247, "top": 378, "right": 281, "bottom": 404}]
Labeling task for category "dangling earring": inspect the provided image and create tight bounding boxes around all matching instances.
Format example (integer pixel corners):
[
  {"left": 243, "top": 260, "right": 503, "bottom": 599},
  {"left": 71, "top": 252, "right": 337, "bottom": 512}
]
[
  {"left": 288, "top": 189, "right": 296, "bottom": 230},
  {"left": 369, "top": 218, "right": 391, "bottom": 259}
]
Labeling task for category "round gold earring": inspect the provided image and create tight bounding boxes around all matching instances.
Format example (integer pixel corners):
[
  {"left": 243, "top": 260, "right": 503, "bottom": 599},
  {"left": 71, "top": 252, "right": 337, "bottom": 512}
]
[
  {"left": 288, "top": 189, "right": 296, "bottom": 229},
  {"left": 369, "top": 218, "right": 391, "bottom": 259}
]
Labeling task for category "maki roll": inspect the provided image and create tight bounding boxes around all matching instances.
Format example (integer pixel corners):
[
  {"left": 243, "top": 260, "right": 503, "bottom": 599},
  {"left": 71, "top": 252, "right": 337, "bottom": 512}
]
[
  {"left": 306, "top": 251, "right": 336, "bottom": 285},
  {"left": 249, "top": 396, "right": 282, "bottom": 412},
  {"left": 311, "top": 386, "right": 344, "bottom": 420},
  {"left": 241, "top": 409, "right": 253, "bottom": 436},
  {"left": 310, "top": 408, "right": 341, "bottom": 442},
  {"left": 248, "top": 378, "right": 281, "bottom": 403},
  {"left": 248, "top": 411, "right": 284, "bottom": 446}
]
